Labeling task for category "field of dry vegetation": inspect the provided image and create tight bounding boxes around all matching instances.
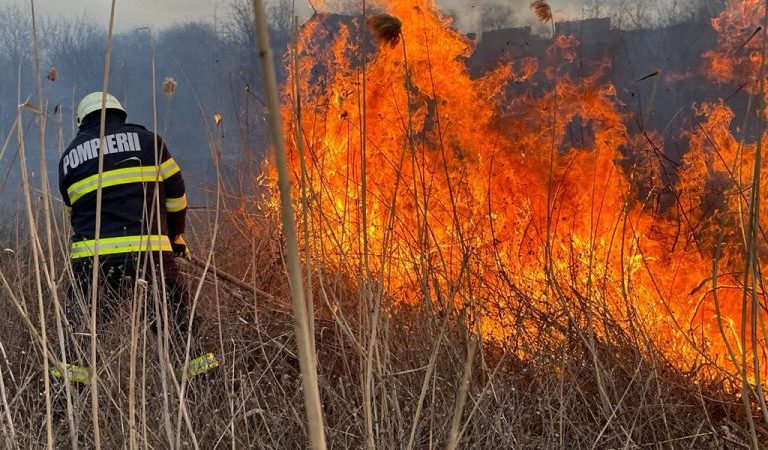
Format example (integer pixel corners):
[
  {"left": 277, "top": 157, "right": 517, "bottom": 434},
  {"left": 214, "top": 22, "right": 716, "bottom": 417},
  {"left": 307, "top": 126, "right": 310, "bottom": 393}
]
[
  {"left": 0, "top": 212, "right": 763, "bottom": 449},
  {"left": 3, "top": 0, "right": 768, "bottom": 449}
]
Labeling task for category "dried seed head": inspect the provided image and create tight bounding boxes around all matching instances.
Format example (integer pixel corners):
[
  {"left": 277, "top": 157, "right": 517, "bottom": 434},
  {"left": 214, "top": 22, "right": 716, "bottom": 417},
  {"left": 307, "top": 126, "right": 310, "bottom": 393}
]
[
  {"left": 214, "top": 113, "right": 223, "bottom": 125},
  {"left": 367, "top": 14, "right": 403, "bottom": 48},
  {"left": 530, "top": 0, "right": 552, "bottom": 23},
  {"left": 18, "top": 100, "right": 42, "bottom": 114},
  {"left": 162, "top": 77, "right": 177, "bottom": 98},
  {"left": 46, "top": 66, "right": 58, "bottom": 82}
]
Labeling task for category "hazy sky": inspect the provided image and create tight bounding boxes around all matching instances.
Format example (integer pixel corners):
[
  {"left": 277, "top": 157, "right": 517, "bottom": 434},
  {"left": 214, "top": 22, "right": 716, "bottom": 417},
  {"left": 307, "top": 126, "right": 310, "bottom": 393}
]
[
  {"left": 28, "top": 0, "right": 224, "bottom": 30},
  {"left": 7, "top": 0, "right": 585, "bottom": 33}
]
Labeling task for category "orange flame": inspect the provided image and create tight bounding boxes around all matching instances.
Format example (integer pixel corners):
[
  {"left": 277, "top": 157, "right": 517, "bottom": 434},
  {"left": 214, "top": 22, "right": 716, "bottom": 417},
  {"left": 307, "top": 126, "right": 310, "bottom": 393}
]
[
  {"left": 705, "top": 0, "right": 765, "bottom": 91},
  {"left": 267, "top": 0, "right": 768, "bottom": 381}
]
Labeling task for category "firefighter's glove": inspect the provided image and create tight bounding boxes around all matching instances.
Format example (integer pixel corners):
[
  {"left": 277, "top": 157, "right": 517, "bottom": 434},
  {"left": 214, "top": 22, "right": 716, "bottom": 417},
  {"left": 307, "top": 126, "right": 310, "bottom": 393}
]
[{"left": 172, "top": 235, "right": 190, "bottom": 259}]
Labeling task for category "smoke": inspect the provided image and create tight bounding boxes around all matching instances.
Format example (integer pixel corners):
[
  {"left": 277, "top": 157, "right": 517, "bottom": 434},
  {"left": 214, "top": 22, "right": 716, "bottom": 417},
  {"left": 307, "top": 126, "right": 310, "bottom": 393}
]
[
  {"left": 584, "top": 0, "right": 719, "bottom": 29},
  {"left": 441, "top": 0, "right": 723, "bottom": 33},
  {"left": 478, "top": 1, "right": 518, "bottom": 31},
  {"left": 438, "top": 0, "right": 572, "bottom": 33}
]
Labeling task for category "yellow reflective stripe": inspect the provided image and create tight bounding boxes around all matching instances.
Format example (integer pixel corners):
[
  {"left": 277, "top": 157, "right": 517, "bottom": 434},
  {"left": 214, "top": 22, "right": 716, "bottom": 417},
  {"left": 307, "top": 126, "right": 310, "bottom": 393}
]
[
  {"left": 160, "top": 158, "right": 180, "bottom": 179},
  {"left": 166, "top": 194, "right": 187, "bottom": 213},
  {"left": 50, "top": 363, "right": 90, "bottom": 384},
  {"left": 67, "top": 166, "right": 161, "bottom": 204},
  {"left": 186, "top": 353, "right": 219, "bottom": 379},
  {"left": 71, "top": 235, "right": 172, "bottom": 259}
]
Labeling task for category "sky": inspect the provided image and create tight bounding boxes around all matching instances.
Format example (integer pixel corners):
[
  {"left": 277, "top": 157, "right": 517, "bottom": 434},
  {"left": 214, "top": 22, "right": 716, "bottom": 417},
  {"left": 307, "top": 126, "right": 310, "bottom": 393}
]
[
  {"left": 7, "top": 0, "right": 585, "bottom": 33},
  {"left": 28, "top": 0, "right": 224, "bottom": 30}
]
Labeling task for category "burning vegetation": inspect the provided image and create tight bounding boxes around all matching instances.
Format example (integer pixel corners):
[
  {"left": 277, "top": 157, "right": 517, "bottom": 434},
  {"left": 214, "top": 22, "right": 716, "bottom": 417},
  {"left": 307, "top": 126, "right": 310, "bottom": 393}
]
[{"left": 262, "top": 0, "right": 768, "bottom": 429}]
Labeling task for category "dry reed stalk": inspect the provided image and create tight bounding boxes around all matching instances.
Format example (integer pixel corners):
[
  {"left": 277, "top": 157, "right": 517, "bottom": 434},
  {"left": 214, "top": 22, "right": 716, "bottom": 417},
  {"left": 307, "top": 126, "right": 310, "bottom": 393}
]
[
  {"left": 304, "top": 118, "right": 365, "bottom": 352},
  {"left": 534, "top": 0, "right": 617, "bottom": 420},
  {"left": 710, "top": 75, "right": 763, "bottom": 437},
  {"left": 139, "top": 27, "right": 188, "bottom": 449},
  {"left": 316, "top": 270, "right": 364, "bottom": 355},
  {"left": 28, "top": 0, "right": 54, "bottom": 274},
  {"left": 213, "top": 251, "right": 226, "bottom": 365},
  {"left": 250, "top": 1, "right": 326, "bottom": 449},
  {"left": 372, "top": 39, "right": 413, "bottom": 450},
  {"left": 229, "top": 344, "right": 236, "bottom": 448},
  {"left": 0, "top": 116, "right": 17, "bottom": 163},
  {"left": 540, "top": 2, "right": 556, "bottom": 281},
  {"left": 367, "top": 15, "right": 414, "bottom": 448},
  {"left": 29, "top": 2, "right": 80, "bottom": 447},
  {"left": 456, "top": 348, "right": 508, "bottom": 441},
  {"left": 87, "top": 2, "right": 118, "bottom": 446},
  {"left": 31, "top": 231, "right": 80, "bottom": 440},
  {"left": 168, "top": 58, "right": 226, "bottom": 450},
  {"left": 203, "top": 222, "right": 221, "bottom": 368},
  {"left": 358, "top": 2, "right": 377, "bottom": 448},
  {"left": 445, "top": 335, "right": 477, "bottom": 450},
  {"left": 0, "top": 269, "right": 47, "bottom": 352},
  {"left": 589, "top": 359, "right": 644, "bottom": 448},
  {"left": 128, "top": 278, "right": 147, "bottom": 450},
  {"left": 399, "top": 16, "right": 457, "bottom": 450},
  {"left": 143, "top": 63, "right": 199, "bottom": 450},
  {"left": 184, "top": 126, "right": 225, "bottom": 449},
  {"left": 141, "top": 292, "right": 149, "bottom": 449},
  {"left": 291, "top": 12, "right": 316, "bottom": 355},
  {"left": 712, "top": 226, "right": 751, "bottom": 378},
  {"left": 751, "top": 2, "right": 768, "bottom": 427},
  {"left": 183, "top": 255, "right": 276, "bottom": 301},
  {"left": 0, "top": 314, "right": 28, "bottom": 448},
  {"left": 422, "top": 19, "right": 493, "bottom": 445},
  {"left": 423, "top": 21, "right": 500, "bottom": 446},
  {"left": 252, "top": 234, "right": 259, "bottom": 323},
  {"left": 419, "top": 11, "right": 472, "bottom": 327},
  {"left": 16, "top": 76, "right": 53, "bottom": 450},
  {"left": 583, "top": 91, "right": 618, "bottom": 421},
  {"left": 359, "top": 0, "right": 370, "bottom": 283},
  {"left": 737, "top": 2, "right": 768, "bottom": 444},
  {"left": 0, "top": 345, "right": 13, "bottom": 445},
  {"left": 405, "top": 264, "right": 469, "bottom": 450},
  {"left": 632, "top": 227, "right": 735, "bottom": 379}
]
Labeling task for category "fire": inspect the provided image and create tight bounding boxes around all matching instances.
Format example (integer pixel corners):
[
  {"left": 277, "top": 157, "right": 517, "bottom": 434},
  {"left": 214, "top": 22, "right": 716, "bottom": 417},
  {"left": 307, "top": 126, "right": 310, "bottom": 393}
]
[
  {"left": 266, "top": 0, "right": 768, "bottom": 382},
  {"left": 705, "top": 0, "right": 767, "bottom": 95}
]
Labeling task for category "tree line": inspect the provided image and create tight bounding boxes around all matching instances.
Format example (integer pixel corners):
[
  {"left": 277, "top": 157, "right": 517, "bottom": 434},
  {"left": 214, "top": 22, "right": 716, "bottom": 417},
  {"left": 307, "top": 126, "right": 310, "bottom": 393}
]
[{"left": 0, "top": 0, "right": 291, "bottom": 204}]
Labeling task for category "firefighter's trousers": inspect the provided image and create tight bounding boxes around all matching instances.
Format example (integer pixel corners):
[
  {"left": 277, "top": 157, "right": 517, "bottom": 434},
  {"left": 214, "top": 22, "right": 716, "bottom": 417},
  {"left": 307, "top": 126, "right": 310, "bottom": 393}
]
[{"left": 64, "top": 251, "right": 197, "bottom": 365}]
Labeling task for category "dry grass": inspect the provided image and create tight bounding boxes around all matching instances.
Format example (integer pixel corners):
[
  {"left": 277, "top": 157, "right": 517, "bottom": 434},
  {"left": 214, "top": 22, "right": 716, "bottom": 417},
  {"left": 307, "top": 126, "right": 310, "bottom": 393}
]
[
  {"left": 0, "top": 210, "right": 763, "bottom": 449},
  {"left": 0, "top": 2, "right": 766, "bottom": 449}
]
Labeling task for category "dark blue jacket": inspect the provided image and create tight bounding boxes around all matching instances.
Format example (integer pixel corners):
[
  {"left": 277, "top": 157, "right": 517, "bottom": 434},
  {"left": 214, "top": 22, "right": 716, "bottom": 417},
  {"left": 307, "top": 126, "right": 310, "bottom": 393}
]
[{"left": 58, "top": 112, "right": 186, "bottom": 259}]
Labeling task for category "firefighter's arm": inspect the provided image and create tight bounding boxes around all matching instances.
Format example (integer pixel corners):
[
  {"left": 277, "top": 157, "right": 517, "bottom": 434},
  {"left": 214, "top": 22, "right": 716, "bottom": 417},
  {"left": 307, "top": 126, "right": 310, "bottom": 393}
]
[{"left": 159, "top": 139, "right": 188, "bottom": 255}]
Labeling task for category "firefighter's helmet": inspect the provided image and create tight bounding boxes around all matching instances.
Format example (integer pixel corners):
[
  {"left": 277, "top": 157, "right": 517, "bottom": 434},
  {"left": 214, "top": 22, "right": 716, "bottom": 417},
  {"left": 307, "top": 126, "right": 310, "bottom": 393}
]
[{"left": 76, "top": 92, "right": 126, "bottom": 126}]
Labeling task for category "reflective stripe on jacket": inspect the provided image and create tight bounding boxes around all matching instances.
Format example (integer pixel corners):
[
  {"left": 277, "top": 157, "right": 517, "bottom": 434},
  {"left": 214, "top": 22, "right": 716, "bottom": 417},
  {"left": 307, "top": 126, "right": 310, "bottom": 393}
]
[{"left": 71, "top": 235, "right": 172, "bottom": 259}]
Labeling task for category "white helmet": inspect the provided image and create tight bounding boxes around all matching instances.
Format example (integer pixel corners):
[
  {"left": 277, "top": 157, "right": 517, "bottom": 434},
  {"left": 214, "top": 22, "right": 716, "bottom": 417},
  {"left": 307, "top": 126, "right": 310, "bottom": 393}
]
[{"left": 76, "top": 92, "right": 126, "bottom": 126}]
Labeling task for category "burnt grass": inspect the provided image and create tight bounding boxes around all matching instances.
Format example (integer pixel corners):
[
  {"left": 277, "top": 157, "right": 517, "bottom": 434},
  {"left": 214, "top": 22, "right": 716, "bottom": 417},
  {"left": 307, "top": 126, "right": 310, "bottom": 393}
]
[{"left": 0, "top": 216, "right": 766, "bottom": 449}]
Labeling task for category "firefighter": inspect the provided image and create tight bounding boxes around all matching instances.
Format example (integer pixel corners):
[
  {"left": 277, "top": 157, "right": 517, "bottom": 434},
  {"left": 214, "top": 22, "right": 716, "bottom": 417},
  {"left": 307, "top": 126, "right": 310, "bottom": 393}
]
[{"left": 53, "top": 92, "right": 217, "bottom": 383}]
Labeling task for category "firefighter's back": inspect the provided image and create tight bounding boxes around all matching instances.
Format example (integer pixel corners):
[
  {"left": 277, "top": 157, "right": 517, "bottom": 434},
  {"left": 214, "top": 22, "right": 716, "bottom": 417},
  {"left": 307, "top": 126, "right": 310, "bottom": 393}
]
[{"left": 59, "top": 113, "right": 179, "bottom": 259}]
